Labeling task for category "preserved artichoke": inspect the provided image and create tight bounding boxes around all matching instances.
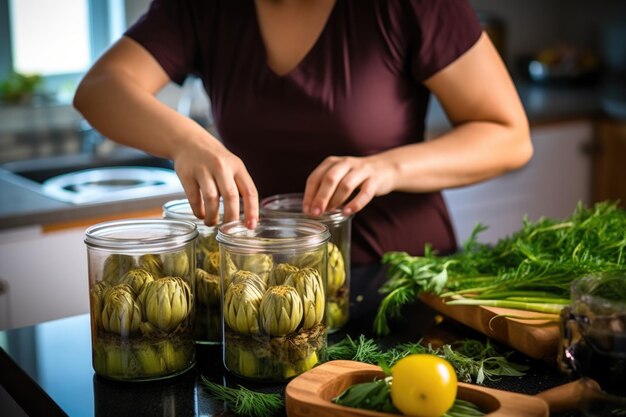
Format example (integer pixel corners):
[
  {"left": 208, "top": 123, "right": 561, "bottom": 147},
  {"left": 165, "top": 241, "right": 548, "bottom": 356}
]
[
  {"left": 282, "top": 351, "right": 319, "bottom": 379},
  {"left": 195, "top": 268, "right": 220, "bottom": 306},
  {"left": 102, "top": 254, "right": 135, "bottom": 285},
  {"left": 230, "top": 270, "right": 266, "bottom": 294},
  {"left": 134, "top": 343, "right": 166, "bottom": 376},
  {"left": 327, "top": 242, "right": 346, "bottom": 296},
  {"left": 119, "top": 268, "right": 154, "bottom": 294},
  {"left": 223, "top": 282, "right": 263, "bottom": 335},
  {"left": 270, "top": 263, "right": 299, "bottom": 286},
  {"left": 327, "top": 300, "right": 348, "bottom": 330},
  {"left": 292, "top": 250, "right": 323, "bottom": 270},
  {"left": 157, "top": 339, "right": 193, "bottom": 372},
  {"left": 101, "top": 284, "right": 142, "bottom": 337},
  {"left": 139, "top": 277, "right": 193, "bottom": 333},
  {"left": 238, "top": 254, "right": 273, "bottom": 282},
  {"left": 259, "top": 285, "right": 303, "bottom": 337},
  {"left": 203, "top": 251, "right": 237, "bottom": 280},
  {"left": 162, "top": 251, "right": 190, "bottom": 278},
  {"left": 286, "top": 268, "right": 325, "bottom": 329},
  {"left": 89, "top": 280, "right": 110, "bottom": 330},
  {"left": 138, "top": 254, "right": 163, "bottom": 278}
]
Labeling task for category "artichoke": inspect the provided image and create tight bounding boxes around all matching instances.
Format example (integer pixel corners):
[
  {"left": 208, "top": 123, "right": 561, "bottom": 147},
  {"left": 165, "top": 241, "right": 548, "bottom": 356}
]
[
  {"left": 196, "top": 268, "right": 220, "bottom": 306},
  {"left": 259, "top": 285, "right": 303, "bottom": 337},
  {"left": 223, "top": 282, "right": 263, "bottom": 335},
  {"left": 134, "top": 343, "right": 166, "bottom": 376},
  {"left": 203, "top": 251, "right": 237, "bottom": 279},
  {"left": 89, "top": 281, "right": 110, "bottom": 330},
  {"left": 101, "top": 284, "right": 142, "bottom": 337},
  {"left": 283, "top": 351, "right": 319, "bottom": 379},
  {"left": 292, "top": 249, "right": 323, "bottom": 270},
  {"left": 203, "top": 251, "right": 221, "bottom": 274},
  {"left": 239, "top": 254, "right": 273, "bottom": 282},
  {"left": 139, "top": 277, "right": 193, "bottom": 332},
  {"left": 102, "top": 254, "right": 135, "bottom": 285},
  {"left": 327, "top": 242, "right": 346, "bottom": 295},
  {"left": 270, "top": 263, "right": 299, "bottom": 286},
  {"left": 327, "top": 300, "right": 348, "bottom": 330},
  {"left": 138, "top": 254, "right": 163, "bottom": 278},
  {"left": 157, "top": 340, "right": 193, "bottom": 372},
  {"left": 230, "top": 270, "right": 266, "bottom": 294},
  {"left": 119, "top": 268, "right": 154, "bottom": 294},
  {"left": 162, "top": 251, "right": 190, "bottom": 278},
  {"left": 286, "top": 268, "right": 325, "bottom": 329},
  {"left": 197, "top": 232, "right": 219, "bottom": 255}
]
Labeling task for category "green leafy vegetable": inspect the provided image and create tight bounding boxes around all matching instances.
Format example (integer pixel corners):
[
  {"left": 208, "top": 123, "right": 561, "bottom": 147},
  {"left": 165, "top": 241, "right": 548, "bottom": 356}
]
[
  {"left": 375, "top": 201, "right": 626, "bottom": 335},
  {"left": 200, "top": 376, "right": 284, "bottom": 417},
  {"left": 327, "top": 335, "right": 528, "bottom": 384},
  {"left": 334, "top": 378, "right": 398, "bottom": 413}
]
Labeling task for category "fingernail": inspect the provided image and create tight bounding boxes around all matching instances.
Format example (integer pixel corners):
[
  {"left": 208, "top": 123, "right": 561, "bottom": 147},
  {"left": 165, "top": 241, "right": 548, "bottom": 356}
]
[
  {"left": 343, "top": 207, "right": 352, "bottom": 215},
  {"left": 311, "top": 207, "right": 321, "bottom": 216},
  {"left": 247, "top": 218, "right": 257, "bottom": 229}
]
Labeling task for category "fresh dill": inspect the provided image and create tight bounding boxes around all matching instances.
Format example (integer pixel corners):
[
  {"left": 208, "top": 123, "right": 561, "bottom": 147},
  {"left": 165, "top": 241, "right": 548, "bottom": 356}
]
[
  {"left": 200, "top": 376, "right": 284, "bottom": 417},
  {"left": 374, "top": 201, "right": 626, "bottom": 335},
  {"left": 327, "top": 335, "right": 528, "bottom": 384}
]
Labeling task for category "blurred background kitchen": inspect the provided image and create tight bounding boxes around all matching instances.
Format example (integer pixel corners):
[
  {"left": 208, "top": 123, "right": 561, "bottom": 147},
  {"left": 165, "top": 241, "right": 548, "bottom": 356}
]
[{"left": 0, "top": 0, "right": 625, "bottom": 330}]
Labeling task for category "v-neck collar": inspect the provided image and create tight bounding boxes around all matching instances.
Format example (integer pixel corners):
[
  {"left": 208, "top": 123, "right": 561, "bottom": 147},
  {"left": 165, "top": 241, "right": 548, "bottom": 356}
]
[{"left": 252, "top": 0, "right": 340, "bottom": 79}]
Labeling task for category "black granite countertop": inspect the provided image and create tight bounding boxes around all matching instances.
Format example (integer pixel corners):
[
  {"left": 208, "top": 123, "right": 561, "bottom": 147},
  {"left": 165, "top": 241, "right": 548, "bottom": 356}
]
[{"left": 0, "top": 264, "right": 581, "bottom": 417}]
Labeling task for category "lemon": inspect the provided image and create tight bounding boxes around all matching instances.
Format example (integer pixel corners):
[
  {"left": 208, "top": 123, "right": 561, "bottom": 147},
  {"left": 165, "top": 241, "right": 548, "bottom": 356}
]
[{"left": 390, "top": 354, "right": 457, "bottom": 417}]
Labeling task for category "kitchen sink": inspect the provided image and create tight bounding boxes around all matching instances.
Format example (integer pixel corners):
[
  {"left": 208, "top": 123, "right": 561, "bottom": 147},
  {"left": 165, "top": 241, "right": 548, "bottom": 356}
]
[{"left": 1, "top": 150, "right": 184, "bottom": 205}]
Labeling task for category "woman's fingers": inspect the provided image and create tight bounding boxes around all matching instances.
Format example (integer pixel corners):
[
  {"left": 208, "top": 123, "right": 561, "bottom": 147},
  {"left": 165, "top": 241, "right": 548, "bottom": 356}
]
[{"left": 235, "top": 172, "right": 259, "bottom": 229}]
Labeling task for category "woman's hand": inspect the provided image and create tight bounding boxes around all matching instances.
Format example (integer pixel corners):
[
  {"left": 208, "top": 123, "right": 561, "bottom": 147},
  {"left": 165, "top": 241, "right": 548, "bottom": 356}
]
[
  {"left": 302, "top": 154, "right": 396, "bottom": 217},
  {"left": 172, "top": 138, "right": 259, "bottom": 228},
  {"left": 74, "top": 37, "right": 259, "bottom": 228}
]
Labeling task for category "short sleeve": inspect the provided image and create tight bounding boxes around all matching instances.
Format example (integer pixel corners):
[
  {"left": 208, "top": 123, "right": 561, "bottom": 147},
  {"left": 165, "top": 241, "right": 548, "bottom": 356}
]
[
  {"left": 407, "top": 0, "right": 482, "bottom": 81},
  {"left": 124, "top": 0, "right": 205, "bottom": 84}
]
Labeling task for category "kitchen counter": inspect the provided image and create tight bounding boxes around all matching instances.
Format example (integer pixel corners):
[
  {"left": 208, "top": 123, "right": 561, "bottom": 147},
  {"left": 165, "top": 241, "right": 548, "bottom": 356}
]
[
  {"left": 0, "top": 264, "right": 578, "bottom": 417},
  {"left": 0, "top": 78, "right": 623, "bottom": 232}
]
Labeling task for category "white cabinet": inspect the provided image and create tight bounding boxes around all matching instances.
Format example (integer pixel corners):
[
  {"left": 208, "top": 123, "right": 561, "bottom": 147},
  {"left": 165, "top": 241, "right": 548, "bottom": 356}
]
[
  {"left": 0, "top": 225, "right": 89, "bottom": 330},
  {"left": 443, "top": 120, "right": 593, "bottom": 245}
]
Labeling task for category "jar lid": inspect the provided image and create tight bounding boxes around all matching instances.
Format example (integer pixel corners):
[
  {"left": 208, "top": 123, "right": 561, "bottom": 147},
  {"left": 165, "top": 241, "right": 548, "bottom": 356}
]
[
  {"left": 85, "top": 219, "right": 198, "bottom": 253},
  {"left": 217, "top": 218, "right": 330, "bottom": 252},
  {"left": 260, "top": 193, "right": 352, "bottom": 225}
]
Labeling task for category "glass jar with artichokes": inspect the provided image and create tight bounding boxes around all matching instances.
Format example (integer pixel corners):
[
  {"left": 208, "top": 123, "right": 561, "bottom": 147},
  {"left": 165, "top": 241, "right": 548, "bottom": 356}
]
[
  {"left": 218, "top": 218, "right": 330, "bottom": 382},
  {"left": 85, "top": 219, "right": 198, "bottom": 381},
  {"left": 163, "top": 198, "right": 225, "bottom": 344},
  {"left": 260, "top": 193, "right": 352, "bottom": 333}
]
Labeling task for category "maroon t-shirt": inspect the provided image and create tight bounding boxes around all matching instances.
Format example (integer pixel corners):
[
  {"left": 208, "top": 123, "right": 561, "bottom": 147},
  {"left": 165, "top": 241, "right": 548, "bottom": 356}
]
[{"left": 126, "top": 0, "right": 482, "bottom": 265}]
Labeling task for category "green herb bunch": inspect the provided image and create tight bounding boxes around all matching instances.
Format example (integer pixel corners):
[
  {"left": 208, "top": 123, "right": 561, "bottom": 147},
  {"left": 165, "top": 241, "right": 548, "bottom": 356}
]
[
  {"left": 327, "top": 335, "right": 528, "bottom": 384},
  {"left": 375, "top": 201, "right": 626, "bottom": 335},
  {"left": 200, "top": 376, "right": 284, "bottom": 417}
]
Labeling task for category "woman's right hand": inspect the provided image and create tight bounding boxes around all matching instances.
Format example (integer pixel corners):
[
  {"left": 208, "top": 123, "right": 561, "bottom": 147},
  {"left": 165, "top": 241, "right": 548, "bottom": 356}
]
[
  {"left": 74, "top": 37, "right": 259, "bottom": 228},
  {"left": 172, "top": 135, "right": 259, "bottom": 228}
]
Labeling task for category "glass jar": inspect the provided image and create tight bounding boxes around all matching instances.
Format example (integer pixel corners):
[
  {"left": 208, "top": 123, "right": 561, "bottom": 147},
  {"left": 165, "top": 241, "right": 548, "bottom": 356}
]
[
  {"left": 163, "top": 199, "right": 222, "bottom": 344},
  {"left": 85, "top": 219, "right": 198, "bottom": 381},
  {"left": 558, "top": 273, "right": 626, "bottom": 416},
  {"left": 260, "top": 193, "right": 352, "bottom": 332},
  {"left": 217, "top": 218, "right": 330, "bottom": 381}
]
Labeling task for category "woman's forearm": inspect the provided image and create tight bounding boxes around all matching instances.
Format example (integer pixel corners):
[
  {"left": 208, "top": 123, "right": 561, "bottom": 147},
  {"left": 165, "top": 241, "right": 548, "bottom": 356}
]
[
  {"left": 74, "top": 71, "right": 216, "bottom": 160},
  {"left": 381, "top": 118, "right": 532, "bottom": 193}
]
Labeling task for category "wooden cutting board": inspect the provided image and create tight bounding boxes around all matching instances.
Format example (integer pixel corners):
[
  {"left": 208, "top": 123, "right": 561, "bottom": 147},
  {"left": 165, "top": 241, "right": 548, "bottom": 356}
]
[
  {"left": 285, "top": 360, "right": 553, "bottom": 417},
  {"left": 419, "top": 294, "right": 561, "bottom": 360}
]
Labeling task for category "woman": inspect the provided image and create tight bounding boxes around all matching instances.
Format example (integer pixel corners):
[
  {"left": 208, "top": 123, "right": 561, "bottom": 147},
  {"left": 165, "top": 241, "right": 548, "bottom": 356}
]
[{"left": 74, "top": 0, "right": 532, "bottom": 265}]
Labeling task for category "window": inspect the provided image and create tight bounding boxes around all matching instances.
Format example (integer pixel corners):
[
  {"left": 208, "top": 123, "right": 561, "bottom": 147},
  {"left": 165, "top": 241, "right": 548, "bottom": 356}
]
[{"left": 0, "top": 0, "right": 125, "bottom": 97}]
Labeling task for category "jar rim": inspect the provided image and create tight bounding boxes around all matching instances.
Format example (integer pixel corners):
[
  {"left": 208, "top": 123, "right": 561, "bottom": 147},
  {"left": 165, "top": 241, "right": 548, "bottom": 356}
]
[
  {"left": 85, "top": 219, "right": 198, "bottom": 252},
  {"left": 260, "top": 193, "right": 352, "bottom": 224},
  {"left": 217, "top": 218, "right": 330, "bottom": 251}
]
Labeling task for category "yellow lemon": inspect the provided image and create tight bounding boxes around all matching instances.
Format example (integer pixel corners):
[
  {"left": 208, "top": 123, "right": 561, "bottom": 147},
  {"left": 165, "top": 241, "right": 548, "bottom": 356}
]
[{"left": 390, "top": 354, "right": 457, "bottom": 417}]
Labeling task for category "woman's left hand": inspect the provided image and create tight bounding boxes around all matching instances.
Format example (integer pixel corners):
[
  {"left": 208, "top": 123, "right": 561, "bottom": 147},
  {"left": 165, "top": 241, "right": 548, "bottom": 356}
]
[{"left": 302, "top": 154, "right": 395, "bottom": 217}]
